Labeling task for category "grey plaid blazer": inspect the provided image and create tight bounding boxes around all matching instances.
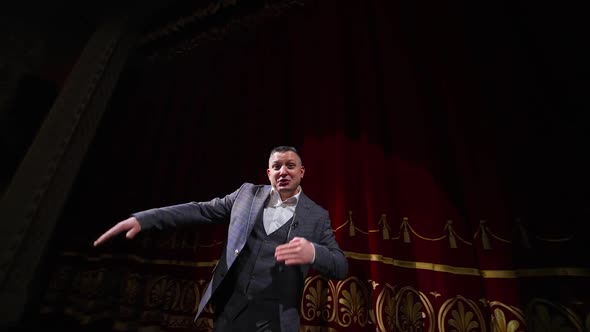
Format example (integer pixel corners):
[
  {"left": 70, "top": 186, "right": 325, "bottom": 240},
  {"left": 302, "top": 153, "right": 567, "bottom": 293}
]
[{"left": 133, "top": 183, "right": 348, "bottom": 324}]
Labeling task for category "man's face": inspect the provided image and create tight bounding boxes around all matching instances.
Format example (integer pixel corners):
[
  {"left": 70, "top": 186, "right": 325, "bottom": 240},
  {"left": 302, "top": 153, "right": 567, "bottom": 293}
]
[{"left": 267, "top": 151, "right": 305, "bottom": 200}]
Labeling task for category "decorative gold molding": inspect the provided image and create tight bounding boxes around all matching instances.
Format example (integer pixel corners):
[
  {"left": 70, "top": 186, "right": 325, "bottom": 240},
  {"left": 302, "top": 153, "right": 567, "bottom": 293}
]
[
  {"left": 397, "top": 286, "right": 436, "bottom": 332},
  {"left": 489, "top": 301, "right": 525, "bottom": 332},
  {"left": 375, "top": 284, "right": 397, "bottom": 331},
  {"left": 61, "top": 251, "right": 218, "bottom": 268},
  {"left": 439, "top": 295, "right": 486, "bottom": 332},
  {"left": 59, "top": 251, "right": 590, "bottom": 278},
  {"left": 343, "top": 252, "right": 590, "bottom": 278},
  {"left": 42, "top": 263, "right": 590, "bottom": 332},
  {"left": 525, "top": 298, "right": 585, "bottom": 332}
]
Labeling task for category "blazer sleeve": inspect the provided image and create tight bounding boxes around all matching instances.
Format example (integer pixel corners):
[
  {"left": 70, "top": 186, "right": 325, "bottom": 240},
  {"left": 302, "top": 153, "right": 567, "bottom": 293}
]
[
  {"left": 132, "top": 184, "right": 245, "bottom": 231},
  {"left": 311, "top": 211, "right": 349, "bottom": 280}
]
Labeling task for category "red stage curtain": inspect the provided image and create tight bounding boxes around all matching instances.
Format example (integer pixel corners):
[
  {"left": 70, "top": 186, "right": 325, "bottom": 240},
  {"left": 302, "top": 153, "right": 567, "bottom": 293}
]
[{"left": 40, "top": 0, "right": 589, "bottom": 331}]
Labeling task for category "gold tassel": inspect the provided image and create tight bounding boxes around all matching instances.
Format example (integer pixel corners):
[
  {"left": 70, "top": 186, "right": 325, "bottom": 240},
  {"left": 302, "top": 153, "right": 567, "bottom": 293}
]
[
  {"left": 480, "top": 220, "right": 492, "bottom": 250},
  {"left": 447, "top": 220, "right": 457, "bottom": 248},
  {"left": 380, "top": 214, "right": 390, "bottom": 240},
  {"left": 348, "top": 211, "right": 356, "bottom": 237},
  {"left": 402, "top": 217, "right": 411, "bottom": 243}
]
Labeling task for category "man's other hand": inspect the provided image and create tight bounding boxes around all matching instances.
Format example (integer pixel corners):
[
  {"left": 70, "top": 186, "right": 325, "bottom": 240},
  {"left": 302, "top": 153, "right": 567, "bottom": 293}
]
[{"left": 275, "top": 237, "right": 315, "bottom": 265}]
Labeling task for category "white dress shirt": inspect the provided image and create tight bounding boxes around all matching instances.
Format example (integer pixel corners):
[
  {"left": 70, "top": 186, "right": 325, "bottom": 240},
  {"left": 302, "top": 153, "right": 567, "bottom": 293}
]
[
  {"left": 264, "top": 186, "right": 316, "bottom": 263},
  {"left": 263, "top": 187, "right": 301, "bottom": 235}
]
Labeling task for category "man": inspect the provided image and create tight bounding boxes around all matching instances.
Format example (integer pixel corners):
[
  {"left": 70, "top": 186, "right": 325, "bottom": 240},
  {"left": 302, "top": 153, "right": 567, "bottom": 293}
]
[{"left": 94, "top": 146, "right": 348, "bottom": 331}]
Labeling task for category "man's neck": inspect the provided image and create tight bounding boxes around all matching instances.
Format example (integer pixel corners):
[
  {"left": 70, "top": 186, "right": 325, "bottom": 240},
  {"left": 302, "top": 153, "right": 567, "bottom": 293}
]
[{"left": 275, "top": 186, "right": 301, "bottom": 202}]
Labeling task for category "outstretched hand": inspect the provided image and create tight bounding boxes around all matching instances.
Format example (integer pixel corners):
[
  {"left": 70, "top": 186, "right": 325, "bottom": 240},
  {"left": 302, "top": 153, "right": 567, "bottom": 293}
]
[
  {"left": 93, "top": 216, "right": 141, "bottom": 247},
  {"left": 275, "top": 236, "right": 315, "bottom": 265}
]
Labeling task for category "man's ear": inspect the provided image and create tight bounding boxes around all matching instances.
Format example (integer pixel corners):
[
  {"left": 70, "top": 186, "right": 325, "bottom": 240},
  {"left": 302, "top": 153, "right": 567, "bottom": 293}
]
[{"left": 300, "top": 166, "right": 305, "bottom": 178}]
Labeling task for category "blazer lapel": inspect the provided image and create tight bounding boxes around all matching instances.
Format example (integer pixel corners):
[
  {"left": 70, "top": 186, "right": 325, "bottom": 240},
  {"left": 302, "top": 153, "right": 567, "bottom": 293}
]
[
  {"left": 225, "top": 185, "right": 271, "bottom": 267},
  {"left": 287, "top": 192, "right": 312, "bottom": 242},
  {"left": 247, "top": 185, "right": 271, "bottom": 235}
]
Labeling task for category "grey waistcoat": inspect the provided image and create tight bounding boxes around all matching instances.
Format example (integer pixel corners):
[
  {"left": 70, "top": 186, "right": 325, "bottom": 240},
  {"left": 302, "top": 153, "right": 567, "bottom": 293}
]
[{"left": 212, "top": 214, "right": 303, "bottom": 330}]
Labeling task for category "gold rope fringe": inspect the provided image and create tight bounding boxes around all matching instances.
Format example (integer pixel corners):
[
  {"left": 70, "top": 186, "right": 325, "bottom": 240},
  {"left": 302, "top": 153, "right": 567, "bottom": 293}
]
[{"left": 332, "top": 213, "right": 573, "bottom": 249}]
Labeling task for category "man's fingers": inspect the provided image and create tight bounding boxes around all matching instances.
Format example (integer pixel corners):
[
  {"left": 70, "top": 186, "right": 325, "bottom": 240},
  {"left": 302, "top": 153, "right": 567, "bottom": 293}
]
[
  {"left": 275, "top": 236, "right": 314, "bottom": 265},
  {"left": 288, "top": 237, "right": 303, "bottom": 245},
  {"left": 94, "top": 224, "right": 122, "bottom": 246},
  {"left": 275, "top": 244, "right": 300, "bottom": 256},
  {"left": 275, "top": 245, "right": 303, "bottom": 263},
  {"left": 93, "top": 217, "right": 140, "bottom": 246},
  {"left": 93, "top": 226, "right": 114, "bottom": 246},
  {"left": 126, "top": 226, "right": 140, "bottom": 239}
]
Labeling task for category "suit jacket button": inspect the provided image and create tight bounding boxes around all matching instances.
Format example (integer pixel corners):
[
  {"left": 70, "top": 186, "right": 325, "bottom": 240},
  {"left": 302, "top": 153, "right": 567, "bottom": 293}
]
[{"left": 234, "top": 249, "right": 239, "bottom": 255}]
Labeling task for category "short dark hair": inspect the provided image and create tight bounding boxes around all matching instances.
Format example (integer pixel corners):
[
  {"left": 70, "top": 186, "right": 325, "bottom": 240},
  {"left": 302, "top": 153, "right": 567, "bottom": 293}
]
[{"left": 269, "top": 146, "right": 303, "bottom": 165}]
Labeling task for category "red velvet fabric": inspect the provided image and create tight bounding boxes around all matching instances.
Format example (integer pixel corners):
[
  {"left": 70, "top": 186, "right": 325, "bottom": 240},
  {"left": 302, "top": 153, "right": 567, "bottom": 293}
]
[{"left": 41, "top": 0, "right": 589, "bottom": 331}]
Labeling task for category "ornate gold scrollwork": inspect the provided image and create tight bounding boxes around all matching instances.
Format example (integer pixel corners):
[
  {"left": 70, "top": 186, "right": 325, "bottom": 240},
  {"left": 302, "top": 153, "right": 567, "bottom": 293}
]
[
  {"left": 146, "top": 276, "right": 181, "bottom": 310},
  {"left": 76, "top": 268, "right": 106, "bottom": 297},
  {"left": 178, "top": 281, "right": 199, "bottom": 313},
  {"left": 375, "top": 284, "right": 397, "bottom": 332},
  {"left": 396, "top": 286, "right": 435, "bottom": 332},
  {"left": 525, "top": 298, "right": 584, "bottom": 332},
  {"left": 439, "top": 295, "right": 485, "bottom": 332},
  {"left": 122, "top": 273, "right": 140, "bottom": 305},
  {"left": 489, "top": 301, "right": 525, "bottom": 332},
  {"left": 301, "top": 275, "right": 337, "bottom": 322},
  {"left": 335, "top": 277, "right": 370, "bottom": 327}
]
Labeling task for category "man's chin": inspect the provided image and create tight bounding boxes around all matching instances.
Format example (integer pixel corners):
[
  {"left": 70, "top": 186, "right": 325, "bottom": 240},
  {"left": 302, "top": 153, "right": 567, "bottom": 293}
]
[{"left": 277, "top": 186, "right": 294, "bottom": 194}]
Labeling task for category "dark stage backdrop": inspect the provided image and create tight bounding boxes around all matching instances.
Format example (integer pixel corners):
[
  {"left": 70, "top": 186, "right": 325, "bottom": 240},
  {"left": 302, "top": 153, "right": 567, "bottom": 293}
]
[{"left": 40, "top": 0, "right": 590, "bottom": 331}]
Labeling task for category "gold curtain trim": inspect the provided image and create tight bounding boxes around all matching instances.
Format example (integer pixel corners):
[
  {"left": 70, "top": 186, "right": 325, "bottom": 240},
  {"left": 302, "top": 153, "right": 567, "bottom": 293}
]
[
  {"left": 343, "top": 251, "right": 590, "bottom": 278},
  {"left": 61, "top": 251, "right": 590, "bottom": 278},
  {"left": 62, "top": 251, "right": 218, "bottom": 268}
]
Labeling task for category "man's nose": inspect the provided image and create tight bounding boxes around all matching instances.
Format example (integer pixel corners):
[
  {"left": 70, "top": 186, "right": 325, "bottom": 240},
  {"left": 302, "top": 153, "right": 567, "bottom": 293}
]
[{"left": 279, "top": 166, "right": 289, "bottom": 175}]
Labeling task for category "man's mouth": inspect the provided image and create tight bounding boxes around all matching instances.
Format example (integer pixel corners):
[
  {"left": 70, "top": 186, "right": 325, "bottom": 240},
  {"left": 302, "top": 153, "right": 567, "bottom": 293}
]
[{"left": 278, "top": 179, "right": 289, "bottom": 186}]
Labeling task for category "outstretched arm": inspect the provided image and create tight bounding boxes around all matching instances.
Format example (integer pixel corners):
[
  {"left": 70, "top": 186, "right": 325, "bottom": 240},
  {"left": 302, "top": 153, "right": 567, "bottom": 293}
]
[
  {"left": 92, "top": 184, "right": 244, "bottom": 247},
  {"left": 93, "top": 216, "right": 141, "bottom": 246}
]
